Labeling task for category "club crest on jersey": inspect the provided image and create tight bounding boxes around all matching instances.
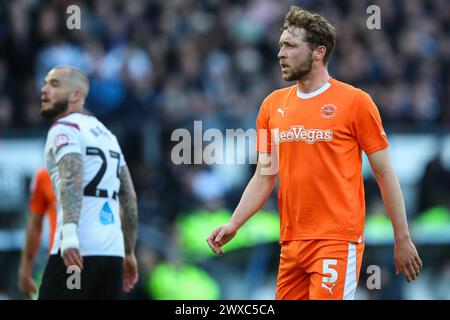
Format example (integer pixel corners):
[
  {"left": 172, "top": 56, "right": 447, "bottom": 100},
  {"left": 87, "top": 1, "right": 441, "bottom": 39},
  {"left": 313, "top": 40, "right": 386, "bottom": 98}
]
[
  {"left": 320, "top": 104, "right": 337, "bottom": 119},
  {"left": 274, "top": 125, "right": 333, "bottom": 144}
]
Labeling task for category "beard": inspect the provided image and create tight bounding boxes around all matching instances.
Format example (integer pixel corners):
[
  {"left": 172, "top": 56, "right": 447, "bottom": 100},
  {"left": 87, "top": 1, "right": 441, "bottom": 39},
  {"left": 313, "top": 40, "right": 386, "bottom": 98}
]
[
  {"left": 282, "top": 53, "right": 313, "bottom": 81},
  {"left": 40, "top": 98, "right": 69, "bottom": 120}
]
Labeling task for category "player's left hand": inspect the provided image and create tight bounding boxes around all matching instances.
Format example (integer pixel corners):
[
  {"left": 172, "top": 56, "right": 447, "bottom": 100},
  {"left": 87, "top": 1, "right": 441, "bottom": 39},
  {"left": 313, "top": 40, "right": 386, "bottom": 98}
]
[
  {"left": 394, "top": 236, "right": 423, "bottom": 283},
  {"left": 123, "top": 252, "right": 139, "bottom": 292},
  {"left": 62, "top": 248, "right": 84, "bottom": 270}
]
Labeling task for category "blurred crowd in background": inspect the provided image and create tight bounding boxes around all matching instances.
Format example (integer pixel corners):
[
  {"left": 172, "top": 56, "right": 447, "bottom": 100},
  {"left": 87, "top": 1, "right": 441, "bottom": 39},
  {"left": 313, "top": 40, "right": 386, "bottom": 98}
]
[{"left": 0, "top": 0, "right": 450, "bottom": 300}]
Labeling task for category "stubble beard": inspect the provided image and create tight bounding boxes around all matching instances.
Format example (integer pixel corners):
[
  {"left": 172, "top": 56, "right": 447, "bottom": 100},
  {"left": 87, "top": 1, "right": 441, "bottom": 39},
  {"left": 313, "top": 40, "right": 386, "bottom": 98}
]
[
  {"left": 283, "top": 54, "right": 314, "bottom": 82},
  {"left": 40, "top": 98, "right": 69, "bottom": 120}
]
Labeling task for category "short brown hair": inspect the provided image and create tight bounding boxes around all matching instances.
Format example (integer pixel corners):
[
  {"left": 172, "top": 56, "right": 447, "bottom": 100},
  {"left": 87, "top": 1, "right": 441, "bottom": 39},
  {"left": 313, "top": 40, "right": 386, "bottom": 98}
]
[{"left": 283, "top": 6, "right": 336, "bottom": 64}]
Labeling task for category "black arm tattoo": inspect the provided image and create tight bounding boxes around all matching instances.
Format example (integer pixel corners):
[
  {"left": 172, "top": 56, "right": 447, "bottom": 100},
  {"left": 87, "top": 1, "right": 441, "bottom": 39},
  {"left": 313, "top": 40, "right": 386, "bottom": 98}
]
[
  {"left": 58, "top": 153, "right": 84, "bottom": 225},
  {"left": 119, "top": 165, "right": 138, "bottom": 254}
]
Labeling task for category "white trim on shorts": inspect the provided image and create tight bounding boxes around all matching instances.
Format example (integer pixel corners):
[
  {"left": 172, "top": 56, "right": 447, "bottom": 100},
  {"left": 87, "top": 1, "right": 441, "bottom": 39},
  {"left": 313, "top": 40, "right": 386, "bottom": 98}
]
[{"left": 343, "top": 242, "right": 357, "bottom": 300}]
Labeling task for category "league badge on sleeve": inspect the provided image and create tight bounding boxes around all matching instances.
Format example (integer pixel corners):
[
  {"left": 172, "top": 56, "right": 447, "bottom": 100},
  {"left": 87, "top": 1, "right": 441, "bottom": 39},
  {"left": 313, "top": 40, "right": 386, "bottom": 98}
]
[{"left": 54, "top": 133, "right": 69, "bottom": 154}]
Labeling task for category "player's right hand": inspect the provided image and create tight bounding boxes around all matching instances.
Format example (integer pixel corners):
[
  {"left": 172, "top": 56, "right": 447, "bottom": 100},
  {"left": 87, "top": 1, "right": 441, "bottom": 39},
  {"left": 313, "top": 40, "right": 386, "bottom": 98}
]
[
  {"left": 62, "top": 248, "right": 84, "bottom": 270},
  {"left": 18, "top": 272, "right": 36, "bottom": 299},
  {"left": 207, "top": 223, "right": 237, "bottom": 255}
]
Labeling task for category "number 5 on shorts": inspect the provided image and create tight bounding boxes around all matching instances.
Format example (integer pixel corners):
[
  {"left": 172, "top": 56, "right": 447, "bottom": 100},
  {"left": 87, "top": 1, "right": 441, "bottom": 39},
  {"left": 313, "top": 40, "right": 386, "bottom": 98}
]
[{"left": 322, "top": 259, "right": 338, "bottom": 283}]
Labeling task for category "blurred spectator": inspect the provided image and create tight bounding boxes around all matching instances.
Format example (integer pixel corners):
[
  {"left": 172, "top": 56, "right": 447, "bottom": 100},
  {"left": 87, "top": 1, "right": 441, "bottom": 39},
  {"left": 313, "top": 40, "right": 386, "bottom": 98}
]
[{"left": 417, "top": 148, "right": 450, "bottom": 212}]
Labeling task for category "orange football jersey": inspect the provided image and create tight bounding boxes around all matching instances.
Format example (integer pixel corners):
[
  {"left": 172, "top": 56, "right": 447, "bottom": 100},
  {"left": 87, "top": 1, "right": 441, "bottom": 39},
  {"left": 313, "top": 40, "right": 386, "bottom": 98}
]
[
  {"left": 256, "top": 78, "right": 388, "bottom": 243},
  {"left": 29, "top": 168, "right": 57, "bottom": 251}
]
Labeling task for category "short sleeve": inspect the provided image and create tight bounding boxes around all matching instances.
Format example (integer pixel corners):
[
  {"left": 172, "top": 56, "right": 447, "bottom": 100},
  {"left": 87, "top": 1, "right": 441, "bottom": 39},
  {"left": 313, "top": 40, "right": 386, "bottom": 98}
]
[
  {"left": 256, "top": 97, "right": 272, "bottom": 153},
  {"left": 47, "top": 123, "right": 83, "bottom": 163},
  {"left": 120, "top": 153, "right": 127, "bottom": 168},
  {"left": 114, "top": 137, "right": 127, "bottom": 168},
  {"left": 353, "top": 90, "right": 389, "bottom": 155}
]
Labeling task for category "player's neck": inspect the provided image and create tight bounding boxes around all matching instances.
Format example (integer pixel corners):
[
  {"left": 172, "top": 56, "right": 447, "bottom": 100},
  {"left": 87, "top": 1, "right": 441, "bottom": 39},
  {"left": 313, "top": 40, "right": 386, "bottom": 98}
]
[
  {"left": 297, "top": 67, "right": 330, "bottom": 94},
  {"left": 54, "top": 104, "right": 84, "bottom": 120}
]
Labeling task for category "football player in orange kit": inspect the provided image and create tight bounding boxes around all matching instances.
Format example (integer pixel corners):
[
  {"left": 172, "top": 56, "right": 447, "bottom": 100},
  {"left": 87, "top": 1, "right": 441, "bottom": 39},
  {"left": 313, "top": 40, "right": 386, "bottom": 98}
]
[
  {"left": 207, "top": 6, "right": 422, "bottom": 300},
  {"left": 19, "top": 168, "right": 57, "bottom": 299}
]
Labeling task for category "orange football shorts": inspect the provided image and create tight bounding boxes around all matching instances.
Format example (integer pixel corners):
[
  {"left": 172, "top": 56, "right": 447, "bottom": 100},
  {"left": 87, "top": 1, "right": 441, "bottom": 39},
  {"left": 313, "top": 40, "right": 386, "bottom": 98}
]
[{"left": 276, "top": 239, "right": 365, "bottom": 300}]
